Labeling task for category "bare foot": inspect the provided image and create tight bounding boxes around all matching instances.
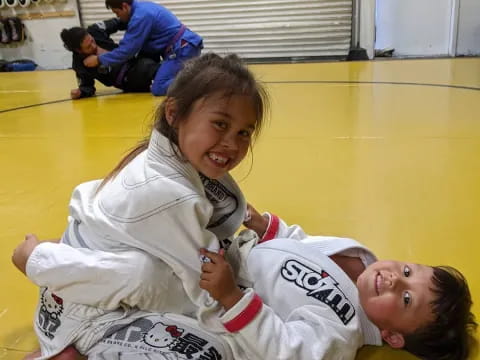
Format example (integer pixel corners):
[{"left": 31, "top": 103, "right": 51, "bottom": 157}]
[
  {"left": 24, "top": 347, "right": 83, "bottom": 360},
  {"left": 12, "top": 234, "right": 40, "bottom": 275}
]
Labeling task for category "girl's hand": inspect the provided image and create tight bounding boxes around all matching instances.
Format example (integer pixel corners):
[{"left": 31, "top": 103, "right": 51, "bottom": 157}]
[
  {"left": 243, "top": 203, "right": 269, "bottom": 237},
  {"left": 199, "top": 249, "right": 243, "bottom": 310}
]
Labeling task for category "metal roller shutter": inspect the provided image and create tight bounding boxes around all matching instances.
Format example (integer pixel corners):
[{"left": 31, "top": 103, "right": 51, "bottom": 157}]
[{"left": 78, "top": 0, "right": 353, "bottom": 60}]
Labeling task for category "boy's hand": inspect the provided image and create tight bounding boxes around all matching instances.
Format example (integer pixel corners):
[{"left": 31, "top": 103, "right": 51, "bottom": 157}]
[
  {"left": 243, "top": 203, "right": 269, "bottom": 237},
  {"left": 199, "top": 249, "right": 243, "bottom": 310},
  {"left": 12, "top": 234, "right": 40, "bottom": 275}
]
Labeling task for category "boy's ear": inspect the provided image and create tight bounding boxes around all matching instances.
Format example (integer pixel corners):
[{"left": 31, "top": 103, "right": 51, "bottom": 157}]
[
  {"left": 381, "top": 330, "right": 405, "bottom": 349},
  {"left": 165, "top": 98, "right": 177, "bottom": 126}
]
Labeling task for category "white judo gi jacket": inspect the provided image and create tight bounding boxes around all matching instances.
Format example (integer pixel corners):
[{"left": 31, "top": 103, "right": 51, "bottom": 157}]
[
  {"left": 63, "top": 129, "right": 245, "bottom": 308},
  {"left": 216, "top": 216, "right": 383, "bottom": 360}
]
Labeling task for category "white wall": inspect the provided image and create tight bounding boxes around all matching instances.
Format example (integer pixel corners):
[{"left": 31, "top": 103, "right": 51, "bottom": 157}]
[
  {"left": 359, "top": 0, "right": 375, "bottom": 59},
  {"left": 0, "top": 0, "right": 80, "bottom": 69},
  {"left": 456, "top": 0, "right": 480, "bottom": 55},
  {"left": 375, "top": 0, "right": 454, "bottom": 57}
]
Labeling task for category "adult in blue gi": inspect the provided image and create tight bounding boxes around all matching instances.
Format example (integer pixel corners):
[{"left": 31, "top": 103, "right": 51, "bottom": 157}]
[
  {"left": 83, "top": 0, "right": 203, "bottom": 96},
  {"left": 61, "top": 18, "right": 160, "bottom": 99}
]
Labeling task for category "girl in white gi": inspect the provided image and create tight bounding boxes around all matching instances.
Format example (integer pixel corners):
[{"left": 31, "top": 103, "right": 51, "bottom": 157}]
[
  {"left": 12, "top": 52, "right": 269, "bottom": 360},
  {"left": 14, "top": 205, "right": 476, "bottom": 360}
]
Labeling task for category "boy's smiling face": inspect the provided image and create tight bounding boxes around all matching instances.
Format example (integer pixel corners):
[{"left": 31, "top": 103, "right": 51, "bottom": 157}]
[{"left": 357, "top": 260, "right": 436, "bottom": 347}]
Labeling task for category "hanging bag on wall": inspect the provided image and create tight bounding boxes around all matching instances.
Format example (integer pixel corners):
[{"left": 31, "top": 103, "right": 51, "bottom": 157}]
[
  {"left": 18, "top": 0, "right": 31, "bottom": 7},
  {"left": 0, "top": 19, "right": 11, "bottom": 43},
  {"left": 5, "top": 0, "right": 18, "bottom": 7},
  {"left": 7, "top": 18, "right": 25, "bottom": 42}
]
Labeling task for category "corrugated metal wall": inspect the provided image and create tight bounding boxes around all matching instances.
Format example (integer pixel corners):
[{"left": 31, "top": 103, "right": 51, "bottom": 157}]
[{"left": 79, "top": 0, "right": 353, "bottom": 59}]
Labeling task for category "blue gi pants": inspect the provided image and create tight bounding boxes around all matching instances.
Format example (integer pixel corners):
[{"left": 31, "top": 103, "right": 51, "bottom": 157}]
[{"left": 150, "top": 42, "right": 202, "bottom": 96}]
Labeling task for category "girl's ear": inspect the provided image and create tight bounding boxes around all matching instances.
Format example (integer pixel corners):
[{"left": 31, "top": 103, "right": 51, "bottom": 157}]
[
  {"left": 165, "top": 98, "right": 177, "bottom": 126},
  {"left": 381, "top": 329, "right": 405, "bottom": 349}
]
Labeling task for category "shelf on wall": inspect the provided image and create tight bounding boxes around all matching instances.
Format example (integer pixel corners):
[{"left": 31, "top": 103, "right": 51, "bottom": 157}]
[{"left": 16, "top": 10, "right": 75, "bottom": 20}]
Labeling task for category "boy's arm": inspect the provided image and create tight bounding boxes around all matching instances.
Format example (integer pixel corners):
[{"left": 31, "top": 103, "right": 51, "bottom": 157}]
[
  {"left": 243, "top": 203, "right": 308, "bottom": 242},
  {"left": 199, "top": 250, "right": 354, "bottom": 360},
  {"left": 87, "top": 18, "right": 127, "bottom": 39},
  {"left": 223, "top": 296, "right": 356, "bottom": 360}
]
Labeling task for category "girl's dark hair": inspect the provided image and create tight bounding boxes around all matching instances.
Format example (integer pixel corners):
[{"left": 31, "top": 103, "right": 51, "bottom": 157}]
[
  {"left": 60, "top": 27, "right": 88, "bottom": 52},
  {"left": 101, "top": 53, "right": 269, "bottom": 187},
  {"left": 403, "top": 266, "right": 478, "bottom": 360}
]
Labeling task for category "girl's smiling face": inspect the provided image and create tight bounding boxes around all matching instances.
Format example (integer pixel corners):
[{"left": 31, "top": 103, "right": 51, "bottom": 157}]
[{"left": 168, "top": 92, "right": 257, "bottom": 179}]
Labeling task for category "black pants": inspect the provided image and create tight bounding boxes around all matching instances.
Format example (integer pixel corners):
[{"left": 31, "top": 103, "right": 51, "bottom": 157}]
[{"left": 122, "top": 57, "right": 160, "bottom": 93}]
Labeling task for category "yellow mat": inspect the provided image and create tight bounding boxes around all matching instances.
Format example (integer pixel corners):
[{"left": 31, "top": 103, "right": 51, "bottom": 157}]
[{"left": 1, "top": 58, "right": 479, "bottom": 359}]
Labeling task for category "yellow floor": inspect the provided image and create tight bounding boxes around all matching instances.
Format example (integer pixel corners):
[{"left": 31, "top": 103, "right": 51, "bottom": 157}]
[{"left": 1, "top": 58, "right": 479, "bottom": 359}]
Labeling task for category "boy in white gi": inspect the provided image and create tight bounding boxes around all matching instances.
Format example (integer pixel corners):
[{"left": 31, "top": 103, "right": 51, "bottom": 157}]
[
  {"left": 13, "top": 205, "right": 477, "bottom": 360},
  {"left": 199, "top": 205, "right": 478, "bottom": 360}
]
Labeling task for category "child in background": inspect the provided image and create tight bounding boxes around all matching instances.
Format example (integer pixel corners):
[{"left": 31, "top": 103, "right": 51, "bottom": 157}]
[
  {"left": 60, "top": 18, "right": 160, "bottom": 99},
  {"left": 12, "top": 53, "right": 269, "bottom": 359},
  {"left": 83, "top": 0, "right": 203, "bottom": 96}
]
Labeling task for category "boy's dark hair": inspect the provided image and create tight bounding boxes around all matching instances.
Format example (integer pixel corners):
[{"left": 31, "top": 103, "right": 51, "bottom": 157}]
[
  {"left": 100, "top": 52, "right": 269, "bottom": 187},
  {"left": 404, "top": 266, "right": 478, "bottom": 360},
  {"left": 105, "top": 0, "right": 132, "bottom": 10},
  {"left": 60, "top": 27, "right": 88, "bottom": 52}
]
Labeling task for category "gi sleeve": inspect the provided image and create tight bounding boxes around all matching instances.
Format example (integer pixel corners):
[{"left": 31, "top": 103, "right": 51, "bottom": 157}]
[
  {"left": 87, "top": 18, "right": 127, "bottom": 38},
  {"left": 77, "top": 75, "right": 96, "bottom": 98},
  {"left": 95, "top": 186, "right": 222, "bottom": 310},
  {"left": 260, "top": 212, "right": 309, "bottom": 242},
  {"left": 73, "top": 58, "right": 96, "bottom": 98},
  {"left": 98, "top": 13, "right": 154, "bottom": 66},
  {"left": 25, "top": 242, "right": 167, "bottom": 310},
  {"left": 220, "top": 290, "right": 357, "bottom": 360},
  {"left": 25, "top": 241, "right": 193, "bottom": 313}
]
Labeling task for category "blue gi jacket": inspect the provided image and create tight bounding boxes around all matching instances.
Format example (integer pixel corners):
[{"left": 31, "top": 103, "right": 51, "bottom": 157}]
[{"left": 99, "top": 0, "right": 202, "bottom": 66}]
